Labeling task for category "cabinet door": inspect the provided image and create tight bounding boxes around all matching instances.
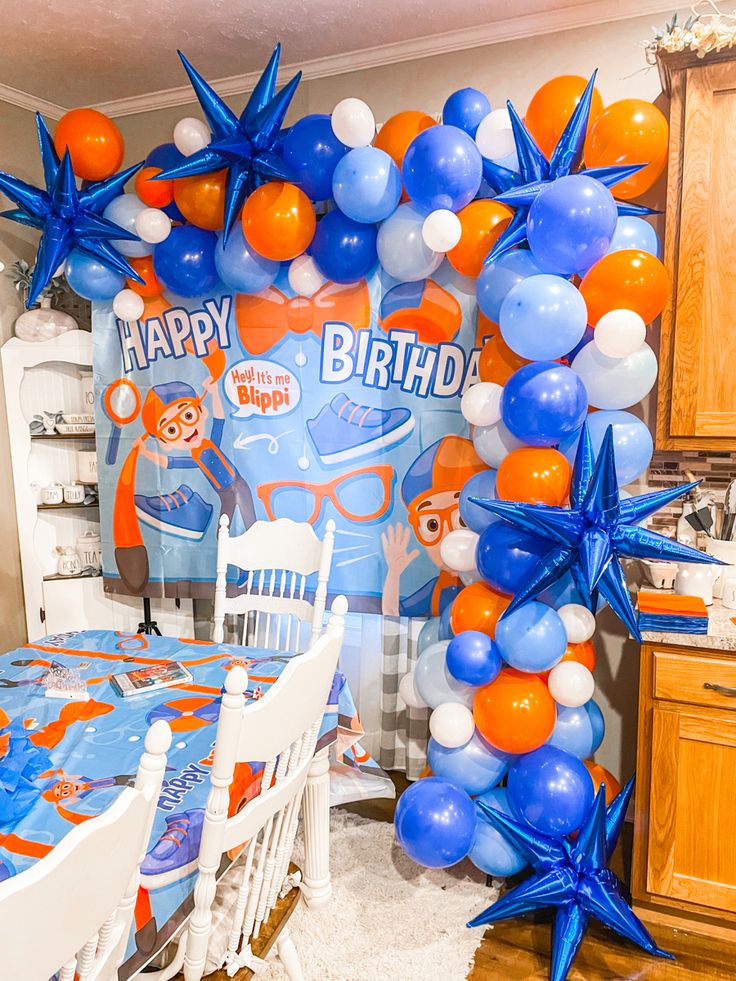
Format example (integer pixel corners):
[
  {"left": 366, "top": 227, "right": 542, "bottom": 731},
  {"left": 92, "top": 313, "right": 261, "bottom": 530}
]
[
  {"left": 43, "top": 577, "right": 113, "bottom": 635},
  {"left": 647, "top": 703, "right": 736, "bottom": 912}
]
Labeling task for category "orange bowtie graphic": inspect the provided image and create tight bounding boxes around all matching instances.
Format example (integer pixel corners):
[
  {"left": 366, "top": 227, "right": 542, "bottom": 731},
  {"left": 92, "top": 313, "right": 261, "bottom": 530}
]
[{"left": 235, "top": 280, "right": 371, "bottom": 356}]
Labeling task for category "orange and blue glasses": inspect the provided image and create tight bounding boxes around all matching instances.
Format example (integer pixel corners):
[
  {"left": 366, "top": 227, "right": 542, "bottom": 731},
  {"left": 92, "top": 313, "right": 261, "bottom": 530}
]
[{"left": 257, "top": 465, "right": 395, "bottom": 524}]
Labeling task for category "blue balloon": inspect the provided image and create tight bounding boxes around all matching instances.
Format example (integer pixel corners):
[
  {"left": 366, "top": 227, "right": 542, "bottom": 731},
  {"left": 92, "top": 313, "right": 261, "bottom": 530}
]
[
  {"left": 214, "top": 224, "right": 279, "bottom": 294},
  {"left": 501, "top": 362, "right": 588, "bottom": 446},
  {"left": 607, "top": 216, "right": 660, "bottom": 257},
  {"left": 438, "top": 602, "right": 455, "bottom": 641},
  {"left": 442, "top": 88, "right": 491, "bottom": 138},
  {"left": 476, "top": 249, "right": 545, "bottom": 323},
  {"left": 548, "top": 700, "right": 605, "bottom": 758},
  {"left": 495, "top": 601, "right": 568, "bottom": 673},
  {"left": 561, "top": 409, "right": 654, "bottom": 486},
  {"left": 469, "top": 787, "right": 527, "bottom": 877},
  {"left": 144, "top": 143, "right": 186, "bottom": 221},
  {"left": 500, "top": 274, "right": 587, "bottom": 361},
  {"left": 459, "top": 469, "right": 498, "bottom": 534},
  {"left": 310, "top": 209, "right": 378, "bottom": 284},
  {"left": 394, "top": 777, "right": 476, "bottom": 868},
  {"left": 428, "top": 730, "right": 511, "bottom": 796},
  {"left": 376, "top": 202, "right": 443, "bottom": 282},
  {"left": 527, "top": 175, "right": 617, "bottom": 275},
  {"left": 153, "top": 225, "right": 219, "bottom": 298},
  {"left": 446, "top": 631, "right": 502, "bottom": 686},
  {"left": 507, "top": 745, "right": 595, "bottom": 838},
  {"left": 283, "top": 114, "right": 349, "bottom": 201},
  {"left": 102, "top": 193, "right": 149, "bottom": 258},
  {"left": 402, "top": 125, "right": 482, "bottom": 212},
  {"left": 477, "top": 523, "right": 550, "bottom": 597},
  {"left": 562, "top": 324, "right": 594, "bottom": 364},
  {"left": 417, "top": 617, "right": 441, "bottom": 655},
  {"left": 332, "top": 146, "right": 402, "bottom": 224},
  {"left": 65, "top": 250, "right": 125, "bottom": 301}
]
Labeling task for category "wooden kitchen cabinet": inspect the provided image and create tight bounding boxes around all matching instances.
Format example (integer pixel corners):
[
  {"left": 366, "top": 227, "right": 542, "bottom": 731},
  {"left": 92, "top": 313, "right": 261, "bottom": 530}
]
[
  {"left": 656, "top": 50, "right": 736, "bottom": 449},
  {"left": 633, "top": 642, "right": 736, "bottom": 939}
]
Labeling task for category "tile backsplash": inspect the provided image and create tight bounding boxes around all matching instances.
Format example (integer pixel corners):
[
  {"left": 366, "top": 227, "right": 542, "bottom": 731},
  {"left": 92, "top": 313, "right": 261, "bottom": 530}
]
[{"left": 647, "top": 451, "right": 736, "bottom": 536}]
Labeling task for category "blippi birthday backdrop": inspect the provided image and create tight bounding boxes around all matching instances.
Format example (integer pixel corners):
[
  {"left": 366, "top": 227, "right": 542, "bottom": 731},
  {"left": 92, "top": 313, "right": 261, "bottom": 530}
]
[{"left": 0, "top": 44, "right": 723, "bottom": 981}]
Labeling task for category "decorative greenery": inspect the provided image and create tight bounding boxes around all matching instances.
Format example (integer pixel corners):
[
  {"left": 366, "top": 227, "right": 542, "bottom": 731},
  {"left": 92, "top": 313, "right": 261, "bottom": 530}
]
[
  {"left": 8, "top": 259, "right": 69, "bottom": 307},
  {"left": 28, "top": 410, "right": 63, "bottom": 435}
]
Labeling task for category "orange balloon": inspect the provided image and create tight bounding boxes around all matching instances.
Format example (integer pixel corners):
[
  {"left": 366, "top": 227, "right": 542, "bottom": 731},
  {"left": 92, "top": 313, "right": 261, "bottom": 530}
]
[
  {"left": 126, "top": 255, "right": 163, "bottom": 299},
  {"left": 174, "top": 169, "right": 227, "bottom": 231},
  {"left": 541, "top": 639, "right": 596, "bottom": 682},
  {"left": 449, "top": 582, "right": 510, "bottom": 638},
  {"left": 374, "top": 111, "right": 436, "bottom": 168},
  {"left": 241, "top": 182, "right": 316, "bottom": 262},
  {"left": 135, "top": 166, "right": 174, "bottom": 209},
  {"left": 139, "top": 294, "right": 172, "bottom": 323},
  {"left": 583, "top": 761, "right": 621, "bottom": 805},
  {"left": 496, "top": 447, "right": 571, "bottom": 506},
  {"left": 419, "top": 765, "right": 433, "bottom": 779},
  {"left": 584, "top": 99, "right": 668, "bottom": 200},
  {"left": 447, "top": 201, "right": 513, "bottom": 278},
  {"left": 474, "top": 668, "right": 557, "bottom": 754},
  {"left": 580, "top": 249, "right": 669, "bottom": 326},
  {"left": 477, "top": 317, "right": 529, "bottom": 385},
  {"left": 526, "top": 75, "right": 604, "bottom": 159},
  {"left": 54, "top": 108, "right": 124, "bottom": 182}
]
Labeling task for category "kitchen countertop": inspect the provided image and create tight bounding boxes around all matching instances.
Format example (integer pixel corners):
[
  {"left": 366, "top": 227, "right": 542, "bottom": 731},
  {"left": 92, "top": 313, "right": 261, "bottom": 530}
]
[{"left": 641, "top": 597, "right": 736, "bottom": 650}]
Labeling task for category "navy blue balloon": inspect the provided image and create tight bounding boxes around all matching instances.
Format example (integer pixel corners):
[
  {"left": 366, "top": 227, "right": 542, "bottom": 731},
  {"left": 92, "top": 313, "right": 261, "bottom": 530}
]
[
  {"left": 507, "top": 745, "right": 595, "bottom": 838},
  {"left": 144, "top": 143, "right": 186, "bottom": 221},
  {"left": 469, "top": 787, "right": 527, "bottom": 877},
  {"left": 153, "top": 225, "right": 220, "bottom": 298},
  {"left": 428, "top": 731, "right": 511, "bottom": 796},
  {"left": 446, "top": 631, "right": 502, "bottom": 687},
  {"left": 310, "top": 209, "right": 378, "bottom": 284},
  {"left": 548, "top": 700, "right": 605, "bottom": 758},
  {"left": 477, "top": 522, "right": 551, "bottom": 596},
  {"left": 459, "top": 469, "right": 498, "bottom": 534},
  {"left": 283, "top": 114, "right": 349, "bottom": 202},
  {"left": 394, "top": 777, "right": 477, "bottom": 868},
  {"left": 442, "top": 87, "right": 491, "bottom": 138},
  {"left": 402, "top": 125, "right": 482, "bottom": 212},
  {"left": 501, "top": 362, "right": 588, "bottom": 447}
]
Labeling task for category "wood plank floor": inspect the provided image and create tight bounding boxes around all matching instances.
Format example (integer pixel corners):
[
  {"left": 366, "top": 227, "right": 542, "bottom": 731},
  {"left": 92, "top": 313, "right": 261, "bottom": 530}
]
[{"left": 341, "top": 773, "right": 736, "bottom": 981}]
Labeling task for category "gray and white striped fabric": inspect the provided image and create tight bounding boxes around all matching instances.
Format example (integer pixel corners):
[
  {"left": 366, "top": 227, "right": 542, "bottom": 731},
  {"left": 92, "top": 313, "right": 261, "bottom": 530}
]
[{"left": 379, "top": 616, "right": 430, "bottom": 780}]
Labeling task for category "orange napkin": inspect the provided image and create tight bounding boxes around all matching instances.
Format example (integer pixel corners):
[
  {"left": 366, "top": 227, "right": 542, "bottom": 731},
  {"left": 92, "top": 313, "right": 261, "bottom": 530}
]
[{"left": 637, "top": 591, "right": 708, "bottom": 617}]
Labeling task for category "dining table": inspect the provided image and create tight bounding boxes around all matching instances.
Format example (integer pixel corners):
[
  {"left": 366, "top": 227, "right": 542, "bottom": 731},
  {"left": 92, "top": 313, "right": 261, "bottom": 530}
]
[{"left": 0, "top": 627, "right": 386, "bottom": 978}]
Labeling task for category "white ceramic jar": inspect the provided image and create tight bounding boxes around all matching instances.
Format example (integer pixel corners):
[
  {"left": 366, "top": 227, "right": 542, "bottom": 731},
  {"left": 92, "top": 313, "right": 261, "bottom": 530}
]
[
  {"left": 77, "top": 450, "right": 98, "bottom": 484},
  {"left": 41, "top": 482, "right": 64, "bottom": 505},
  {"left": 675, "top": 562, "right": 720, "bottom": 606},
  {"left": 63, "top": 482, "right": 85, "bottom": 504},
  {"left": 56, "top": 546, "right": 81, "bottom": 577},
  {"left": 76, "top": 530, "right": 102, "bottom": 572}
]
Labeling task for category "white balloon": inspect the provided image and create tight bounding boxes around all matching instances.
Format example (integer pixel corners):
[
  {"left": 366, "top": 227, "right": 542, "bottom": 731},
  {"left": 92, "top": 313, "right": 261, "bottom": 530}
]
[
  {"left": 594, "top": 309, "right": 647, "bottom": 359},
  {"left": 288, "top": 254, "right": 326, "bottom": 298},
  {"left": 429, "top": 703, "right": 475, "bottom": 749},
  {"left": 331, "top": 98, "right": 375, "bottom": 148},
  {"left": 422, "top": 209, "right": 462, "bottom": 252},
  {"left": 475, "top": 109, "right": 515, "bottom": 161},
  {"left": 548, "top": 662, "right": 595, "bottom": 708},
  {"left": 398, "top": 670, "right": 428, "bottom": 710},
  {"left": 461, "top": 382, "right": 503, "bottom": 428},
  {"left": 571, "top": 341, "right": 658, "bottom": 410},
  {"left": 173, "top": 117, "right": 211, "bottom": 156},
  {"left": 472, "top": 418, "right": 524, "bottom": 468},
  {"left": 460, "top": 566, "right": 482, "bottom": 585},
  {"left": 135, "top": 207, "right": 172, "bottom": 244},
  {"left": 557, "top": 603, "right": 596, "bottom": 643},
  {"left": 112, "top": 289, "right": 145, "bottom": 322},
  {"left": 440, "top": 529, "right": 480, "bottom": 573}
]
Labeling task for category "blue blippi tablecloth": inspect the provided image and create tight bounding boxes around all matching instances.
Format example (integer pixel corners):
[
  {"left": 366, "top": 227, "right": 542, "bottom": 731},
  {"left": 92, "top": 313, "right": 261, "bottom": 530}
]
[{"left": 0, "top": 629, "right": 385, "bottom": 977}]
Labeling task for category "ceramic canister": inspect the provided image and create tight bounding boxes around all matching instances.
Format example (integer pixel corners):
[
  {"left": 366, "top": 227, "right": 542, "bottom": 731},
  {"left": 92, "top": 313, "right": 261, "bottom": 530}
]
[
  {"left": 77, "top": 450, "right": 98, "bottom": 484},
  {"left": 57, "top": 546, "right": 81, "bottom": 577},
  {"left": 76, "top": 530, "right": 101, "bottom": 571},
  {"left": 63, "top": 482, "right": 85, "bottom": 504},
  {"left": 42, "top": 482, "right": 64, "bottom": 505}
]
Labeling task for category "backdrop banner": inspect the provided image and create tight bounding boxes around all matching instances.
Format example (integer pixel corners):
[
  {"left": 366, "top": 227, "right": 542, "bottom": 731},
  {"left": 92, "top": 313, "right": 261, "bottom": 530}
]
[{"left": 92, "top": 264, "right": 486, "bottom": 614}]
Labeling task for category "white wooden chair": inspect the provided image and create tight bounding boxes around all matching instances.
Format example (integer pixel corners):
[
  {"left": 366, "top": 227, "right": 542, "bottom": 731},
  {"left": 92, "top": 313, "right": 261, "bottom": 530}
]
[
  {"left": 212, "top": 515, "right": 336, "bottom": 652},
  {"left": 0, "top": 719, "right": 171, "bottom": 981}
]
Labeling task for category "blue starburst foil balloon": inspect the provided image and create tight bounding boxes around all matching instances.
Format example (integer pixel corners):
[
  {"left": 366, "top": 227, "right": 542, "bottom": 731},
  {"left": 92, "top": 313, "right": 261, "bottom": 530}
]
[
  {"left": 155, "top": 44, "right": 300, "bottom": 241},
  {"left": 468, "top": 780, "right": 674, "bottom": 981},
  {"left": 0, "top": 113, "right": 144, "bottom": 307},
  {"left": 482, "top": 71, "right": 654, "bottom": 264},
  {"left": 470, "top": 423, "right": 722, "bottom": 641}
]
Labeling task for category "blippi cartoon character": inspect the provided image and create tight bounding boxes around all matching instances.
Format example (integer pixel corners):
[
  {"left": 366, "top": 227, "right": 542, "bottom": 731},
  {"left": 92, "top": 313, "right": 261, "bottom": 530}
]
[
  {"left": 381, "top": 436, "right": 486, "bottom": 617},
  {"left": 40, "top": 768, "right": 136, "bottom": 824}
]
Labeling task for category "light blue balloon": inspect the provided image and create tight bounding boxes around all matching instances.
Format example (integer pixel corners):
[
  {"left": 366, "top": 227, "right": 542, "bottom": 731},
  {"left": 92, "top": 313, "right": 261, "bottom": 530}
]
[
  {"left": 414, "top": 641, "right": 476, "bottom": 710},
  {"left": 476, "top": 249, "right": 545, "bottom": 324},
  {"left": 495, "top": 601, "right": 568, "bottom": 673},
  {"left": 214, "top": 224, "right": 279, "bottom": 293},
  {"left": 587, "top": 409, "right": 653, "bottom": 485},
  {"left": 65, "top": 250, "right": 125, "bottom": 301},
  {"left": 377, "top": 202, "right": 443, "bottom": 282},
  {"left": 548, "top": 701, "right": 605, "bottom": 758},
  {"left": 500, "top": 274, "right": 588, "bottom": 361},
  {"left": 607, "top": 216, "right": 660, "bottom": 258},
  {"left": 102, "top": 193, "right": 149, "bottom": 258},
  {"left": 470, "top": 787, "right": 527, "bottom": 877},
  {"left": 417, "top": 617, "right": 442, "bottom": 655},
  {"left": 459, "top": 469, "right": 498, "bottom": 534},
  {"left": 571, "top": 342, "right": 658, "bottom": 410},
  {"left": 428, "top": 730, "right": 511, "bottom": 796},
  {"left": 332, "top": 146, "right": 402, "bottom": 224},
  {"left": 472, "top": 419, "right": 524, "bottom": 468}
]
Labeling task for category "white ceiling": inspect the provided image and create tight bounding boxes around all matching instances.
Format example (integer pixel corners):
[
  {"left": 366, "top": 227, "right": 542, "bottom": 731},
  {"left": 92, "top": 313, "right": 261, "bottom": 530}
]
[{"left": 2, "top": 0, "right": 676, "bottom": 115}]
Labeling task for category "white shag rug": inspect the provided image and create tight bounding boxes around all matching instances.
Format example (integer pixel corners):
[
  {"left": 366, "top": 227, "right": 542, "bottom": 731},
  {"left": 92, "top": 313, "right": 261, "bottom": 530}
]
[{"left": 207, "top": 809, "right": 498, "bottom": 981}]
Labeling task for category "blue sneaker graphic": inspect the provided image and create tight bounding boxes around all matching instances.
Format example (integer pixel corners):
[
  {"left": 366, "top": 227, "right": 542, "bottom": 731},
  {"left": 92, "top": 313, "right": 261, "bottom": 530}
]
[
  {"left": 140, "top": 807, "right": 205, "bottom": 889},
  {"left": 135, "top": 484, "right": 213, "bottom": 541},
  {"left": 307, "top": 394, "right": 414, "bottom": 465}
]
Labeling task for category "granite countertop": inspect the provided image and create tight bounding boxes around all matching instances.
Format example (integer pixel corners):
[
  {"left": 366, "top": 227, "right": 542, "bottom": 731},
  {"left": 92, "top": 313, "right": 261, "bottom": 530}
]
[{"left": 640, "top": 597, "right": 736, "bottom": 651}]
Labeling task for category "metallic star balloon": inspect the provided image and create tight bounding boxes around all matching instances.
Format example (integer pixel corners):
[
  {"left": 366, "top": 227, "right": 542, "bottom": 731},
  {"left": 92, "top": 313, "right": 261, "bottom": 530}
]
[
  {"left": 470, "top": 423, "right": 722, "bottom": 641},
  {"left": 0, "top": 113, "right": 144, "bottom": 307},
  {"left": 482, "top": 71, "right": 654, "bottom": 264},
  {"left": 468, "top": 780, "right": 674, "bottom": 981},
  {"left": 155, "top": 44, "right": 300, "bottom": 241}
]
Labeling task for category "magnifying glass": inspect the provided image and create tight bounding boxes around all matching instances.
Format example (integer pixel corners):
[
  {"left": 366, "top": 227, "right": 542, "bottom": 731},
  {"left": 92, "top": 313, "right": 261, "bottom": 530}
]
[{"left": 103, "top": 378, "right": 141, "bottom": 465}]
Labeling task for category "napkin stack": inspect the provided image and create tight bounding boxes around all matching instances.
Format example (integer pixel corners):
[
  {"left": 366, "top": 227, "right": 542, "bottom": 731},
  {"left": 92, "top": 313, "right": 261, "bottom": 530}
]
[{"left": 637, "top": 591, "right": 709, "bottom": 635}]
